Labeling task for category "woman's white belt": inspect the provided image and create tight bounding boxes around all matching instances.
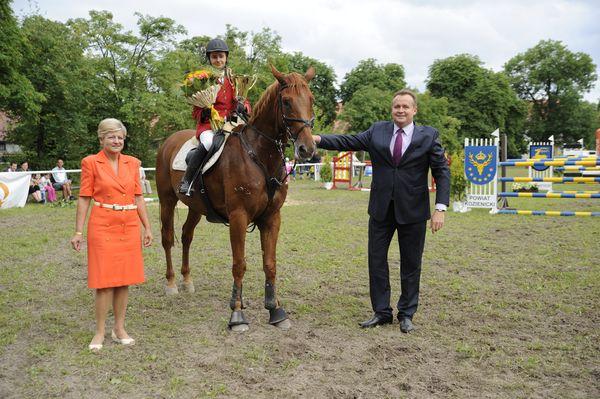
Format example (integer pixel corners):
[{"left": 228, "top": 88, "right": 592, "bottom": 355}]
[{"left": 94, "top": 201, "right": 137, "bottom": 211}]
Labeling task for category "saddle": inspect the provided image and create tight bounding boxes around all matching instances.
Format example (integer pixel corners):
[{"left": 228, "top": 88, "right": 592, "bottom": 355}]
[{"left": 172, "top": 122, "right": 239, "bottom": 224}]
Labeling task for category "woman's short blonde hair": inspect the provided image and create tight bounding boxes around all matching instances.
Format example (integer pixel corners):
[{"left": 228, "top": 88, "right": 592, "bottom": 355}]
[{"left": 97, "top": 118, "right": 127, "bottom": 140}]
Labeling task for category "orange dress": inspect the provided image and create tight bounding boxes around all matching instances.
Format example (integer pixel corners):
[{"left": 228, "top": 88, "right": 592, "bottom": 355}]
[{"left": 79, "top": 150, "right": 145, "bottom": 289}]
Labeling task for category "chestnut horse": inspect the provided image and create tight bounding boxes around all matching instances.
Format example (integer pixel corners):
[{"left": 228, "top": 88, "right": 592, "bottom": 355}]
[{"left": 155, "top": 65, "right": 316, "bottom": 331}]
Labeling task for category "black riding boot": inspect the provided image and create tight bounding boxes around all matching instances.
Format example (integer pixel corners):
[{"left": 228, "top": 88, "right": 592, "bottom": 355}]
[{"left": 179, "top": 145, "right": 208, "bottom": 196}]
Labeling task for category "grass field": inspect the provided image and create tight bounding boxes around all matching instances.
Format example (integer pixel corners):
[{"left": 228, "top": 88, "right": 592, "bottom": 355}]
[{"left": 0, "top": 179, "right": 598, "bottom": 398}]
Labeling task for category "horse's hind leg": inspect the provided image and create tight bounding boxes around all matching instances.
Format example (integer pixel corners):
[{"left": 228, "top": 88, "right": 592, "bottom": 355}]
[
  {"left": 159, "top": 192, "right": 179, "bottom": 295},
  {"left": 259, "top": 211, "right": 290, "bottom": 329},
  {"left": 180, "top": 208, "right": 202, "bottom": 293}
]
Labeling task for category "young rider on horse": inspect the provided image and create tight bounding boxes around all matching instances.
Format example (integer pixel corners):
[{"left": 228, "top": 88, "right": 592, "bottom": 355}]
[{"left": 179, "top": 38, "right": 251, "bottom": 195}]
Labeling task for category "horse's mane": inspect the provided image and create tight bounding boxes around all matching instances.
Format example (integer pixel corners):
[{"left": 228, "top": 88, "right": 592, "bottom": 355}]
[{"left": 248, "top": 72, "right": 309, "bottom": 126}]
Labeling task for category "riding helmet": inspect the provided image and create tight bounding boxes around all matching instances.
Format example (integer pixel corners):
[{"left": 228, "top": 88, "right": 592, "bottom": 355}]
[{"left": 205, "top": 38, "right": 229, "bottom": 58}]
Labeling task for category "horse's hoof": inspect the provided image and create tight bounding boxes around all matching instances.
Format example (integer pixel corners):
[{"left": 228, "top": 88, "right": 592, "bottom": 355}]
[
  {"left": 181, "top": 281, "right": 195, "bottom": 293},
  {"left": 229, "top": 323, "right": 249, "bottom": 333},
  {"left": 165, "top": 285, "right": 179, "bottom": 295},
  {"left": 228, "top": 310, "right": 249, "bottom": 332},
  {"left": 274, "top": 318, "right": 291, "bottom": 330},
  {"left": 268, "top": 307, "right": 288, "bottom": 325}
]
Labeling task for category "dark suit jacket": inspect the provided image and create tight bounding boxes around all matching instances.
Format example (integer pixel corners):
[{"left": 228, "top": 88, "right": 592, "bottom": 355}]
[{"left": 319, "top": 121, "right": 450, "bottom": 224}]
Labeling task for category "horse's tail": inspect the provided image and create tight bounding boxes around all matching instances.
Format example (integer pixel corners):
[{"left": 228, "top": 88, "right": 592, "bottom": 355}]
[{"left": 155, "top": 130, "right": 195, "bottom": 248}]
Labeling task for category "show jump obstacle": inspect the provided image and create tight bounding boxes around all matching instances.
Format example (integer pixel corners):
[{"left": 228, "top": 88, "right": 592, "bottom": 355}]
[{"left": 464, "top": 131, "right": 599, "bottom": 217}]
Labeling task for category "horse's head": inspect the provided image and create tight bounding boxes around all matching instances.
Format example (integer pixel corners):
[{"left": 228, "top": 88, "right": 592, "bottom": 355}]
[{"left": 270, "top": 65, "right": 317, "bottom": 161}]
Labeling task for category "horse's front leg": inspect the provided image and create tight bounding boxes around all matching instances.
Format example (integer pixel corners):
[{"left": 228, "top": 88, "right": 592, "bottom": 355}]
[
  {"left": 259, "top": 211, "right": 290, "bottom": 329},
  {"left": 228, "top": 210, "right": 249, "bottom": 332}
]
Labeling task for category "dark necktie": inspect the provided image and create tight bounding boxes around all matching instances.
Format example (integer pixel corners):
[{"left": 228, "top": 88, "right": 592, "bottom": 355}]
[{"left": 392, "top": 129, "right": 404, "bottom": 165}]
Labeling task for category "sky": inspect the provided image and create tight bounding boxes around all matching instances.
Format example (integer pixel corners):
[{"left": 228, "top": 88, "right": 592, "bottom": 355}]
[{"left": 12, "top": 0, "right": 600, "bottom": 102}]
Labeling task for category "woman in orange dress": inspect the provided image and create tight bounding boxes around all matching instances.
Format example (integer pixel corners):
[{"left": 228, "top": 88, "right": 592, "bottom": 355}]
[{"left": 70, "top": 118, "right": 153, "bottom": 351}]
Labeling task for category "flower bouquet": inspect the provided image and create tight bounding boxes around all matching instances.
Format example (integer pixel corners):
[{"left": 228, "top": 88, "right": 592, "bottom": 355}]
[{"left": 181, "top": 69, "right": 224, "bottom": 131}]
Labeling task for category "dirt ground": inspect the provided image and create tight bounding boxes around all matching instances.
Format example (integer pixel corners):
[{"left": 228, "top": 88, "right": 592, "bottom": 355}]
[{"left": 0, "top": 181, "right": 599, "bottom": 398}]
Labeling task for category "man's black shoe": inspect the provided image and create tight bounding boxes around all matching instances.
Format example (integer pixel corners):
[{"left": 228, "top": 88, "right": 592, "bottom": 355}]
[
  {"left": 399, "top": 317, "right": 414, "bottom": 333},
  {"left": 359, "top": 313, "right": 393, "bottom": 328}
]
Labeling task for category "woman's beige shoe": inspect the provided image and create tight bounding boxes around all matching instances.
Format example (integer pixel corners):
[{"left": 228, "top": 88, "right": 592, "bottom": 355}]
[
  {"left": 111, "top": 330, "right": 135, "bottom": 346},
  {"left": 88, "top": 343, "right": 103, "bottom": 352}
]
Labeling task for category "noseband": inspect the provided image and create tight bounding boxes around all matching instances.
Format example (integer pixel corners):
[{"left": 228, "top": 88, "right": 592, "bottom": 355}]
[{"left": 278, "top": 82, "right": 314, "bottom": 143}]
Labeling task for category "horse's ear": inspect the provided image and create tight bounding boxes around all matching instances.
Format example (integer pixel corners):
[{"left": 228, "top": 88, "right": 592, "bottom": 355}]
[
  {"left": 270, "top": 64, "right": 286, "bottom": 85},
  {"left": 305, "top": 66, "right": 316, "bottom": 82}
]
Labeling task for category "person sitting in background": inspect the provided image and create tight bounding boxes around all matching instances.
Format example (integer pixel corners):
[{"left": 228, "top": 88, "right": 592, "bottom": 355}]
[
  {"left": 38, "top": 173, "right": 57, "bottom": 203},
  {"left": 6, "top": 162, "right": 17, "bottom": 172},
  {"left": 139, "top": 163, "right": 152, "bottom": 194},
  {"left": 20, "top": 162, "right": 43, "bottom": 203},
  {"left": 52, "top": 158, "right": 74, "bottom": 200}
]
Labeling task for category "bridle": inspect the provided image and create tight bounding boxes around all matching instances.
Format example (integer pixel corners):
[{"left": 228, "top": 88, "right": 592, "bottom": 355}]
[{"left": 278, "top": 82, "right": 315, "bottom": 144}]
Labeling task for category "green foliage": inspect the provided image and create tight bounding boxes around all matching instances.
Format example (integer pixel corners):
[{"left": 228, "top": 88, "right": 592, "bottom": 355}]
[
  {"left": 340, "top": 86, "right": 392, "bottom": 132},
  {"left": 415, "top": 92, "right": 461, "bottom": 154},
  {"left": 66, "top": 11, "right": 187, "bottom": 164},
  {"left": 427, "top": 54, "right": 527, "bottom": 157},
  {"left": 504, "top": 40, "right": 598, "bottom": 145},
  {"left": 319, "top": 155, "right": 332, "bottom": 182},
  {"left": 0, "top": 0, "right": 43, "bottom": 121},
  {"left": 339, "top": 58, "right": 406, "bottom": 103},
  {"left": 283, "top": 52, "right": 338, "bottom": 128},
  {"left": 7, "top": 15, "right": 94, "bottom": 168},
  {"left": 449, "top": 151, "right": 468, "bottom": 201}
]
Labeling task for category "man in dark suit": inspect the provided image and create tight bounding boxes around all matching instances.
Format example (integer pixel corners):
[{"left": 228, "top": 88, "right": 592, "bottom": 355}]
[{"left": 313, "top": 89, "right": 450, "bottom": 332}]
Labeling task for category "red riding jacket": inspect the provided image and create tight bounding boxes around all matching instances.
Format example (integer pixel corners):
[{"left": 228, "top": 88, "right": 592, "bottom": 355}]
[{"left": 192, "top": 77, "right": 251, "bottom": 138}]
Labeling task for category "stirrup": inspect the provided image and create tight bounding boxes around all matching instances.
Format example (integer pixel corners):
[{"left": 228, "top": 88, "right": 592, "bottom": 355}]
[{"left": 178, "top": 181, "right": 193, "bottom": 195}]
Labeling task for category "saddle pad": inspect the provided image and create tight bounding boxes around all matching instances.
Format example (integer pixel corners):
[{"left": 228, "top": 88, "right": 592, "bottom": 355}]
[
  {"left": 172, "top": 136, "right": 199, "bottom": 171},
  {"left": 171, "top": 132, "right": 231, "bottom": 173}
]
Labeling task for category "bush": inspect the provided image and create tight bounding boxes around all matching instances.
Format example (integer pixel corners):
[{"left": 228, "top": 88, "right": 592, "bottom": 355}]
[
  {"left": 320, "top": 156, "right": 332, "bottom": 183},
  {"left": 449, "top": 152, "right": 469, "bottom": 202}
]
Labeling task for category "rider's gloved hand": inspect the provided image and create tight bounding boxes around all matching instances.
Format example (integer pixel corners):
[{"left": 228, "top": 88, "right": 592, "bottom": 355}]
[
  {"left": 235, "top": 102, "right": 247, "bottom": 116},
  {"left": 200, "top": 108, "right": 211, "bottom": 123}
]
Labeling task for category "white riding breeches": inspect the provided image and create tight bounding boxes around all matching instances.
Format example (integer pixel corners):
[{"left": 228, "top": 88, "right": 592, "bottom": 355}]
[{"left": 199, "top": 130, "right": 214, "bottom": 150}]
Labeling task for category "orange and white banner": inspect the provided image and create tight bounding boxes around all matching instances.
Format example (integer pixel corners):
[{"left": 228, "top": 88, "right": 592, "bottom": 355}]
[{"left": 0, "top": 172, "right": 30, "bottom": 209}]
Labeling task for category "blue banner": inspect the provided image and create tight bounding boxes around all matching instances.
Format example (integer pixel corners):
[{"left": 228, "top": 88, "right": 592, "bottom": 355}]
[
  {"left": 529, "top": 145, "right": 553, "bottom": 171},
  {"left": 465, "top": 146, "right": 497, "bottom": 185}
]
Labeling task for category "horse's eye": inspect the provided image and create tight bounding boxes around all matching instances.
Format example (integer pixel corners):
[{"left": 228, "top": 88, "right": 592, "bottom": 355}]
[{"left": 282, "top": 99, "right": 291, "bottom": 109}]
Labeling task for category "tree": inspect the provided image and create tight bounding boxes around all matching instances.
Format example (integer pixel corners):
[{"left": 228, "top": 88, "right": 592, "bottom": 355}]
[
  {"left": 415, "top": 92, "right": 461, "bottom": 154},
  {"left": 68, "top": 11, "right": 186, "bottom": 163},
  {"left": 339, "top": 86, "right": 391, "bottom": 132},
  {"left": 340, "top": 58, "right": 406, "bottom": 104},
  {"left": 0, "top": 0, "right": 43, "bottom": 122},
  {"left": 338, "top": 59, "right": 407, "bottom": 133},
  {"left": 504, "top": 40, "right": 597, "bottom": 145},
  {"left": 427, "top": 54, "right": 527, "bottom": 155},
  {"left": 8, "top": 15, "right": 94, "bottom": 168},
  {"left": 282, "top": 52, "right": 337, "bottom": 129}
]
